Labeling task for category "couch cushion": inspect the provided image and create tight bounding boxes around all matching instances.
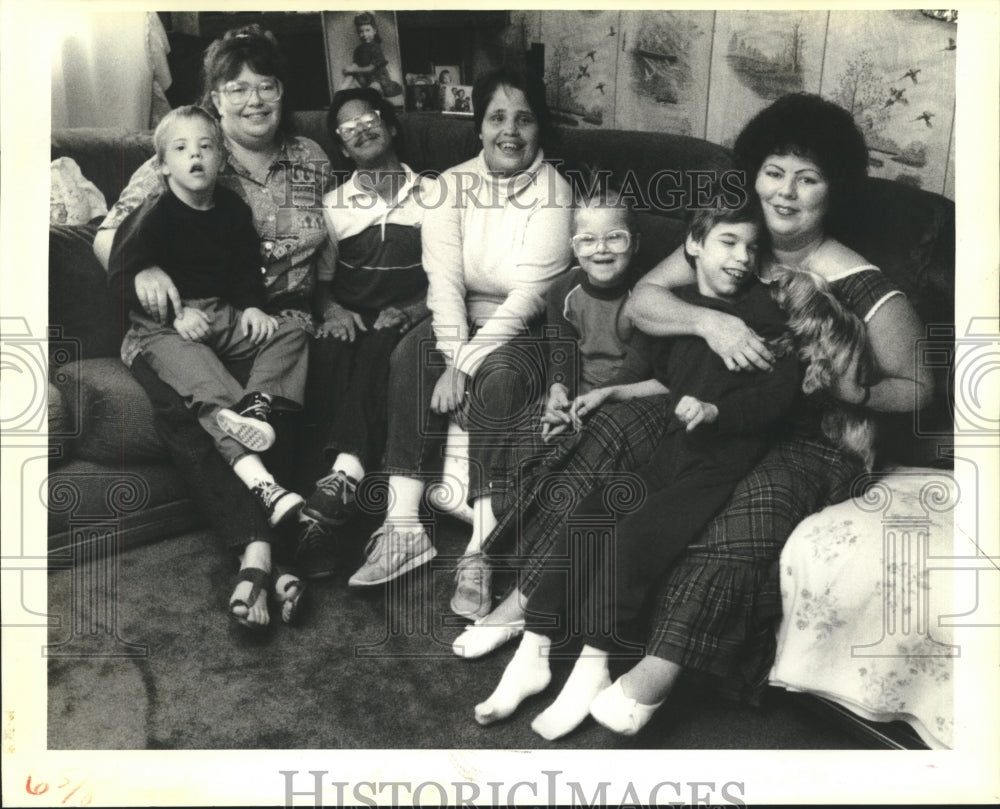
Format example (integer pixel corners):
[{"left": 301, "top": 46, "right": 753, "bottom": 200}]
[
  {"left": 49, "top": 221, "right": 124, "bottom": 360},
  {"left": 51, "top": 357, "right": 167, "bottom": 464}
]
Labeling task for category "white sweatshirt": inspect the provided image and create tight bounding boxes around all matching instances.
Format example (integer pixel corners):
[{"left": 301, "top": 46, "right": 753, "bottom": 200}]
[{"left": 421, "top": 150, "right": 573, "bottom": 377}]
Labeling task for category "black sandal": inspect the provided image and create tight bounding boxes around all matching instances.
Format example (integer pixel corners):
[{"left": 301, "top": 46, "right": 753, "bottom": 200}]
[
  {"left": 274, "top": 573, "right": 306, "bottom": 626},
  {"left": 229, "top": 566, "right": 270, "bottom": 630}
]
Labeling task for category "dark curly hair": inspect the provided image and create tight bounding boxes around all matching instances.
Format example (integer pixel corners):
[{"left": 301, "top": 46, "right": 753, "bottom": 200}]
[
  {"left": 733, "top": 93, "right": 869, "bottom": 223},
  {"left": 472, "top": 66, "right": 555, "bottom": 154},
  {"left": 326, "top": 87, "right": 405, "bottom": 164},
  {"left": 199, "top": 25, "right": 294, "bottom": 140}
]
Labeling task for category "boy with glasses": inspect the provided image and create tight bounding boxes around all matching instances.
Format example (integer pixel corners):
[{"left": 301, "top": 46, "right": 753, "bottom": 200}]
[{"left": 450, "top": 188, "right": 653, "bottom": 619}]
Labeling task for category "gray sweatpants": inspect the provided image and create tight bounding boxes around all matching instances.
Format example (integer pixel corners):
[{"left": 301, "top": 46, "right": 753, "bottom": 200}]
[{"left": 131, "top": 297, "right": 308, "bottom": 463}]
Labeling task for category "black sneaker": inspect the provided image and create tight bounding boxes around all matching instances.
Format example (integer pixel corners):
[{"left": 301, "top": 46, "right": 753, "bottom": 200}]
[
  {"left": 217, "top": 392, "right": 275, "bottom": 452},
  {"left": 294, "top": 518, "right": 338, "bottom": 580},
  {"left": 302, "top": 471, "right": 359, "bottom": 526},
  {"left": 250, "top": 480, "right": 303, "bottom": 527}
]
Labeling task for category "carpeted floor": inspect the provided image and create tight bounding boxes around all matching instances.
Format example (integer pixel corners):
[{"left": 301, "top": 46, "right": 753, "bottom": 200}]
[{"left": 47, "top": 520, "right": 867, "bottom": 750}]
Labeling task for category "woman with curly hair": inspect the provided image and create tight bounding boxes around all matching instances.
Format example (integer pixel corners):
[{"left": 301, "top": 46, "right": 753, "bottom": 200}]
[{"left": 458, "top": 93, "right": 932, "bottom": 737}]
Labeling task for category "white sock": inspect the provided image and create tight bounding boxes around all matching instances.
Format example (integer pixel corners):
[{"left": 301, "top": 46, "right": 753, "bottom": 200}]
[
  {"left": 464, "top": 494, "right": 498, "bottom": 556},
  {"left": 385, "top": 475, "right": 425, "bottom": 526},
  {"left": 474, "top": 631, "right": 552, "bottom": 726},
  {"left": 232, "top": 454, "right": 274, "bottom": 489},
  {"left": 531, "top": 645, "right": 610, "bottom": 740},
  {"left": 331, "top": 453, "right": 364, "bottom": 482}
]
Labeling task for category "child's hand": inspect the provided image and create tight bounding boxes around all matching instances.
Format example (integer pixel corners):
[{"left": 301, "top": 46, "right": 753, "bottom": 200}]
[
  {"left": 319, "top": 304, "right": 367, "bottom": 342},
  {"left": 241, "top": 307, "right": 278, "bottom": 345},
  {"left": 372, "top": 306, "right": 408, "bottom": 331},
  {"left": 173, "top": 307, "right": 211, "bottom": 342},
  {"left": 540, "top": 383, "right": 572, "bottom": 442},
  {"left": 569, "top": 387, "right": 611, "bottom": 429},
  {"left": 674, "top": 395, "right": 719, "bottom": 432}
]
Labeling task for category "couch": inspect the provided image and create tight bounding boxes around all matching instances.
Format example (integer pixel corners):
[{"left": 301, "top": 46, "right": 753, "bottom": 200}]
[{"left": 48, "top": 110, "right": 955, "bottom": 556}]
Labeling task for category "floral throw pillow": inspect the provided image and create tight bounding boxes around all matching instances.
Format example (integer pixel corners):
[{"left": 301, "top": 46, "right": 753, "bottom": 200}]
[{"left": 50, "top": 156, "right": 108, "bottom": 225}]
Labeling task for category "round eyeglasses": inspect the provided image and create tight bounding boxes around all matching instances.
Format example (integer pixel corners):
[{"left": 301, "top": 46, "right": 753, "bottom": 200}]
[
  {"left": 571, "top": 229, "right": 632, "bottom": 257},
  {"left": 219, "top": 79, "right": 283, "bottom": 106},
  {"left": 336, "top": 109, "right": 382, "bottom": 140}
]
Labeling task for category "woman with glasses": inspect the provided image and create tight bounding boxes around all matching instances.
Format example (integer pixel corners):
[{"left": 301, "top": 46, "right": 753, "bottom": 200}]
[
  {"left": 93, "top": 24, "right": 331, "bottom": 629},
  {"left": 344, "top": 66, "right": 574, "bottom": 590},
  {"left": 290, "top": 88, "right": 434, "bottom": 580}
]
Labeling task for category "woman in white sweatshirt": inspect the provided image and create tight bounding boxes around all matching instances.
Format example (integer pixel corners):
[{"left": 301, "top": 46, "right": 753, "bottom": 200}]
[{"left": 347, "top": 66, "right": 574, "bottom": 589}]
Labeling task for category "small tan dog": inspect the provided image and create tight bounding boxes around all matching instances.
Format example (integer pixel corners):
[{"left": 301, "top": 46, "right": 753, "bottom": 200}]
[{"left": 769, "top": 268, "right": 877, "bottom": 470}]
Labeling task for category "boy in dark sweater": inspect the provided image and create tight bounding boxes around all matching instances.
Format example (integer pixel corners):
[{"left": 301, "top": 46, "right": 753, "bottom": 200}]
[
  {"left": 109, "top": 105, "right": 308, "bottom": 528},
  {"left": 474, "top": 200, "right": 802, "bottom": 740}
]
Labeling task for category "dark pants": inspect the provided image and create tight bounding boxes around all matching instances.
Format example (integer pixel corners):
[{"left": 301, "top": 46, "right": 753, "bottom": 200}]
[
  {"left": 525, "top": 428, "right": 763, "bottom": 654},
  {"left": 295, "top": 322, "right": 407, "bottom": 490},
  {"left": 383, "top": 316, "right": 545, "bottom": 504},
  {"left": 130, "top": 353, "right": 295, "bottom": 553}
]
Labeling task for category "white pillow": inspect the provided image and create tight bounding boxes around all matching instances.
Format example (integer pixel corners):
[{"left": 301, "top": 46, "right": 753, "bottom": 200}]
[{"left": 50, "top": 156, "right": 108, "bottom": 225}]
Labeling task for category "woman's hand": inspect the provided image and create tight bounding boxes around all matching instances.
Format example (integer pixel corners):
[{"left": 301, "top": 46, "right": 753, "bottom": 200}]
[
  {"left": 540, "top": 383, "right": 572, "bottom": 442},
  {"left": 431, "top": 366, "right": 469, "bottom": 418},
  {"left": 372, "top": 306, "right": 408, "bottom": 332},
  {"left": 241, "top": 307, "right": 278, "bottom": 345},
  {"left": 702, "top": 309, "right": 774, "bottom": 372},
  {"left": 318, "top": 303, "right": 367, "bottom": 342},
  {"left": 569, "top": 387, "right": 612, "bottom": 429},
  {"left": 674, "top": 394, "right": 719, "bottom": 432},
  {"left": 173, "top": 308, "right": 211, "bottom": 342},
  {"left": 830, "top": 353, "right": 870, "bottom": 406},
  {"left": 135, "top": 267, "right": 182, "bottom": 324}
]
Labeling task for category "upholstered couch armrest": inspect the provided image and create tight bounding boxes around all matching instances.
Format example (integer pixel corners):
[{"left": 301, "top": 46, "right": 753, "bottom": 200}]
[{"left": 49, "top": 357, "right": 168, "bottom": 466}]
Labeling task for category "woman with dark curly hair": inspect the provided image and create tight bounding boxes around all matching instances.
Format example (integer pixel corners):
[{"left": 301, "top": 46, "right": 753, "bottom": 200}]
[{"left": 457, "top": 93, "right": 932, "bottom": 737}]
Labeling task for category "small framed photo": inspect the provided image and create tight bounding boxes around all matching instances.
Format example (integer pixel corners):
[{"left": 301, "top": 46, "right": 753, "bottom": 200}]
[
  {"left": 405, "top": 83, "right": 438, "bottom": 112},
  {"left": 322, "top": 10, "right": 405, "bottom": 107},
  {"left": 439, "top": 84, "right": 474, "bottom": 116},
  {"left": 433, "top": 65, "right": 461, "bottom": 87}
]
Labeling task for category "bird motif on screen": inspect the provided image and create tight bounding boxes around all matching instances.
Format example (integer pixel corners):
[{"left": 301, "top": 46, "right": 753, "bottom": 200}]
[
  {"left": 899, "top": 67, "right": 922, "bottom": 84},
  {"left": 884, "top": 87, "right": 908, "bottom": 107},
  {"left": 913, "top": 111, "right": 935, "bottom": 127}
]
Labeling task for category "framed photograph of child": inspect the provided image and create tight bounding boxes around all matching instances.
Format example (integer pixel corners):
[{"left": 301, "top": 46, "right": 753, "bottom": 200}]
[
  {"left": 433, "top": 65, "right": 461, "bottom": 87},
  {"left": 439, "top": 83, "right": 474, "bottom": 116},
  {"left": 321, "top": 10, "right": 405, "bottom": 107},
  {"left": 405, "top": 83, "right": 438, "bottom": 112}
]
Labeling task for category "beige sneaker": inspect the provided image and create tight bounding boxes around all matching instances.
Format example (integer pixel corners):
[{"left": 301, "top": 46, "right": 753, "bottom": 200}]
[
  {"left": 348, "top": 522, "right": 436, "bottom": 586},
  {"left": 449, "top": 552, "right": 493, "bottom": 619}
]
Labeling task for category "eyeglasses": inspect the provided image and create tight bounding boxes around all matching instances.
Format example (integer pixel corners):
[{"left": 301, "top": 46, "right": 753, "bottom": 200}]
[
  {"left": 219, "top": 79, "right": 283, "bottom": 105},
  {"left": 571, "top": 229, "right": 632, "bottom": 256},
  {"left": 335, "top": 109, "right": 382, "bottom": 140}
]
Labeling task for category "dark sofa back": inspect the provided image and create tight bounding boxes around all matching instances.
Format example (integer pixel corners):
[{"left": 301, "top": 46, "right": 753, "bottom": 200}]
[{"left": 50, "top": 112, "right": 955, "bottom": 464}]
